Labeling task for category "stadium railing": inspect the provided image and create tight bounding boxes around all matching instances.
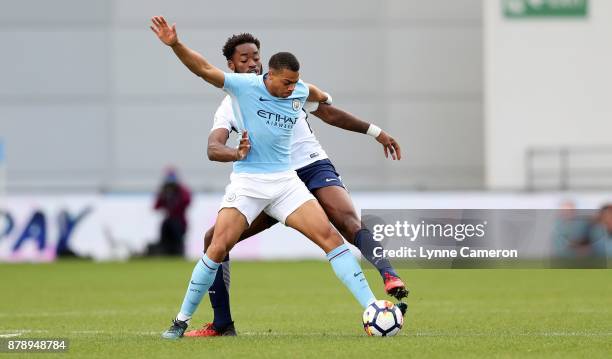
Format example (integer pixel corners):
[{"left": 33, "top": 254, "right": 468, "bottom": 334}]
[{"left": 526, "top": 145, "right": 612, "bottom": 191}]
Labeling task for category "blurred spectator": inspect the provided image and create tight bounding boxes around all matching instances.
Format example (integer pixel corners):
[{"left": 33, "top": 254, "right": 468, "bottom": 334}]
[
  {"left": 151, "top": 168, "right": 191, "bottom": 256},
  {"left": 552, "top": 201, "right": 592, "bottom": 258},
  {"left": 588, "top": 204, "right": 612, "bottom": 257}
]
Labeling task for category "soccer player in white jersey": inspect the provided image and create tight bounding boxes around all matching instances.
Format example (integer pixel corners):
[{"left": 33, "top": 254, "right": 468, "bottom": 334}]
[
  {"left": 184, "top": 34, "right": 407, "bottom": 337},
  {"left": 151, "top": 16, "right": 381, "bottom": 339}
]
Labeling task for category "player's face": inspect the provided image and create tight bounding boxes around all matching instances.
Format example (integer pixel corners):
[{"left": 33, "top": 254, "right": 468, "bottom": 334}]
[
  {"left": 268, "top": 68, "right": 299, "bottom": 98},
  {"left": 228, "top": 43, "right": 262, "bottom": 75}
]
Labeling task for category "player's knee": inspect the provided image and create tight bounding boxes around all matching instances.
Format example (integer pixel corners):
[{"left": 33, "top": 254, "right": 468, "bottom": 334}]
[
  {"left": 320, "top": 225, "right": 343, "bottom": 249},
  {"left": 212, "top": 240, "right": 230, "bottom": 255},
  {"left": 207, "top": 233, "right": 234, "bottom": 261},
  {"left": 323, "top": 202, "right": 358, "bottom": 238},
  {"left": 206, "top": 244, "right": 223, "bottom": 262},
  {"left": 331, "top": 213, "right": 361, "bottom": 243}
]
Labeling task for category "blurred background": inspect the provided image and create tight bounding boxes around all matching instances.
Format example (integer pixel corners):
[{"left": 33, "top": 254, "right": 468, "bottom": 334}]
[{"left": 0, "top": 0, "right": 610, "bottom": 262}]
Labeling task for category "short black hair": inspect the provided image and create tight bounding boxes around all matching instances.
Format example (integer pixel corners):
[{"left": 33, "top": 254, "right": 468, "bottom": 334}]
[
  {"left": 222, "top": 33, "right": 260, "bottom": 60},
  {"left": 268, "top": 52, "right": 300, "bottom": 72}
]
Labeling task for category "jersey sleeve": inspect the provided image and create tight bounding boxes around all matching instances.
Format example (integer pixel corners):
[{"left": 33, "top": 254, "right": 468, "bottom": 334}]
[
  {"left": 211, "top": 96, "right": 238, "bottom": 133},
  {"left": 223, "top": 72, "right": 256, "bottom": 97},
  {"left": 303, "top": 101, "right": 320, "bottom": 113},
  {"left": 297, "top": 79, "right": 310, "bottom": 100}
]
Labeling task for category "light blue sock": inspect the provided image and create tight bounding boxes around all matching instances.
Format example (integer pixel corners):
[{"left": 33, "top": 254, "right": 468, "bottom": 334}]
[
  {"left": 326, "top": 243, "right": 376, "bottom": 309},
  {"left": 177, "top": 254, "right": 220, "bottom": 321}
]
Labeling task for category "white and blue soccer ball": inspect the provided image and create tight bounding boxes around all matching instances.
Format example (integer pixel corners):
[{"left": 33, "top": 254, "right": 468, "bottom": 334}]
[{"left": 362, "top": 300, "right": 404, "bottom": 337}]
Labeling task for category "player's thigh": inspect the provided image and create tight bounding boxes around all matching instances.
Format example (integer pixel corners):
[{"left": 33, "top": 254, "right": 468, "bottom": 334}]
[
  {"left": 313, "top": 185, "right": 362, "bottom": 242},
  {"left": 238, "top": 212, "right": 278, "bottom": 241},
  {"left": 214, "top": 189, "right": 268, "bottom": 247},
  {"left": 284, "top": 199, "right": 343, "bottom": 253},
  {"left": 213, "top": 208, "right": 249, "bottom": 243},
  {"left": 206, "top": 209, "right": 278, "bottom": 250},
  {"left": 208, "top": 208, "right": 249, "bottom": 258}
]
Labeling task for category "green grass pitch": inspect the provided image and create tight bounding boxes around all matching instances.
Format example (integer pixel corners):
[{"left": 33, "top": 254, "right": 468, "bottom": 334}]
[{"left": 1, "top": 260, "right": 610, "bottom": 358}]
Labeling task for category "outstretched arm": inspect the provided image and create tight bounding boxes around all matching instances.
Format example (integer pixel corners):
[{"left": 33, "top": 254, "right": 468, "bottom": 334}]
[
  {"left": 312, "top": 104, "right": 402, "bottom": 160},
  {"left": 207, "top": 129, "right": 251, "bottom": 162},
  {"left": 150, "top": 16, "right": 225, "bottom": 88}
]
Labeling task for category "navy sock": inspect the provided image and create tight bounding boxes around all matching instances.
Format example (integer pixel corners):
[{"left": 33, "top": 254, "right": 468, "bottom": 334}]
[
  {"left": 353, "top": 229, "right": 398, "bottom": 279},
  {"left": 208, "top": 254, "right": 233, "bottom": 329}
]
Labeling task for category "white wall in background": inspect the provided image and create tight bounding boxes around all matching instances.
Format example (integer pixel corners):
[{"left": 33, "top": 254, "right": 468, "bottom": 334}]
[
  {"left": 0, "top": 0, "right": 483, "bottom": 192},
  {"left": 485, "top": 0, "right": 612, "bottom": 189}
]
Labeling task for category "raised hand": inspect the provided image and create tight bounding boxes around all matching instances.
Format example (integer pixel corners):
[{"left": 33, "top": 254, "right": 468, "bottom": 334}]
[
  {"left": 150, "top": 16, "right": 178, "bottom": 46},
  {"left": 376, "top": 131, "right": 402, "bottom": 160},
  {"left": 236, "top": 131, "right": 251, "bottom": 161}
]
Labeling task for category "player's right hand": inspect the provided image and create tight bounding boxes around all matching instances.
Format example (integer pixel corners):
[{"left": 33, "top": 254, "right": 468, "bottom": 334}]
[
  {"left": 236, "top": 131, "right": 251, "bottom": 161},
  {"left": 150, "top": 16, "right": 178, "bottom": 46}
]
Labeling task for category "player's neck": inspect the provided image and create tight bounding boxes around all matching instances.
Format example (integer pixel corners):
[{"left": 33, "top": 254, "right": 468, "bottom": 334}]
[{"left": 262, "top": 73, "right": 277, "bottom": 98}]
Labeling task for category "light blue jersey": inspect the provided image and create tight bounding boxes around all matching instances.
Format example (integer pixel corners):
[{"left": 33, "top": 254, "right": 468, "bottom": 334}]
[{"left": 223, "top": 73, "right": 309, "bottom": 173}]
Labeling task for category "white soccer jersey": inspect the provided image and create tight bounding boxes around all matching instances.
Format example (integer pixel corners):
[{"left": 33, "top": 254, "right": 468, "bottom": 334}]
[{"left": 211, "top": 95, "right": 329, "bottom": 170}]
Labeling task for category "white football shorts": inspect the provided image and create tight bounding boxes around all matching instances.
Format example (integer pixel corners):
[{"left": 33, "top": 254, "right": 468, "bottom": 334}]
[{"left": 219, "top": 170, "right": 315, "bottom": 225}]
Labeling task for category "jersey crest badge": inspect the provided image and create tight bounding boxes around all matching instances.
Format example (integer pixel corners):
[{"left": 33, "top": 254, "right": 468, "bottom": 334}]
[{"left": 292, "top": 99, "right": 301, "bottom": 111}]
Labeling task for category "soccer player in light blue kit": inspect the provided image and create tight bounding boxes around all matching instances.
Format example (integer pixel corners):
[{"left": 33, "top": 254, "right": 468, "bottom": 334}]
[{"left": 150, "top": 16, "right": 378, "bottom": 339}]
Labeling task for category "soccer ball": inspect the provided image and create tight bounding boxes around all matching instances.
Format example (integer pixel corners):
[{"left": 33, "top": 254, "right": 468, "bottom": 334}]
[{"left": 362, "top": 300, "right": 404, "bottom": 337}]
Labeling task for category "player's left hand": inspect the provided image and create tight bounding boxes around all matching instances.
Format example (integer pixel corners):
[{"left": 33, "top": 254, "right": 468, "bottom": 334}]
[
  {"left": 236, "top": 131, "right": 251, "bottom": 161},
  {"left": 150, "top": 16, "right": 178, "bottom": 46},
  {"left": 376, "top": 131, "right": 402, "bottom": 160}
]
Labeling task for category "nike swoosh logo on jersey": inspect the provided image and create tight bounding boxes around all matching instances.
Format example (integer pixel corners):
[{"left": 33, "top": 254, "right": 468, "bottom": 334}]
[
  {"left": 259, "top": 97, "right": 272, "bottom": 101},
  {"left": 353, "top": 271, "right": 363, "bottom": 278},
  {"left": 325, "top": 178, "right": 337, "bottom": 182}
]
